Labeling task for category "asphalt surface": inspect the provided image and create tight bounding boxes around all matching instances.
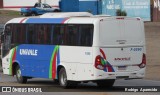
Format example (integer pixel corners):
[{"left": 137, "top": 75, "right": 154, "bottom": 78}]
[
  {"left": 0, "top": 72, "right": 160, "bottom": 95},
  {"left": 1, "top": 72, "right": 160, "bottom": 90}
]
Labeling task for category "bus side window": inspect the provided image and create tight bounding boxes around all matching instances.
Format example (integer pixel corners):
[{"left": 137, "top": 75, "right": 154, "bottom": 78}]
[
  {"left": 66, "top": 25, "right": 78, "bottom": 46},
  {"left": 85, "top": 26, "right": 93, "bottom": 46},
  {"left": 36, "top": 24, "right": 51, "bottom": 44},
  {"left": 27, "top": 24, "right": 35, "bottom": 44},
  {"left": 79, "top": 25, "right": 93, "bottom": 46},
  {"left": 11, "top": 24, "right": 26, "bottom": 46},
  {"left": 52, "top": 25, "right": 65, "bottom": 45},
  {"left": 18, "top": 25, "right": 26, "bottom": 44}
]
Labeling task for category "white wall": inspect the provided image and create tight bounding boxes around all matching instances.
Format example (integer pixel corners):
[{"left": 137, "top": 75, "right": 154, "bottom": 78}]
[{"left": 4, "top": 0, "right": 59, "bottom": 7}]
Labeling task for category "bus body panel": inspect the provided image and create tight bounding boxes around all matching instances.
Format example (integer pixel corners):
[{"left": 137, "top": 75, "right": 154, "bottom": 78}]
[
  {"left": 2, "top": 48, "right": 14, "bottom": 75},
  {"left": 59, "top": 46, "right": 93, "bottom": 81},
  {"left": 92, "top": 18, "right": 146, "bottom": 80}
]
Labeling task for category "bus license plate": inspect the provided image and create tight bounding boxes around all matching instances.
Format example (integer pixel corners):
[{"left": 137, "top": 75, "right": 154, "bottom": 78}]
[{"left": 118, "top": 66, "right": 126, "bottom": 70}]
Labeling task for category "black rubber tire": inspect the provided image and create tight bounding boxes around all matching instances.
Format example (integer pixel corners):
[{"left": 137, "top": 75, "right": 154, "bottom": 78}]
[
  {"left": 53, "top": 9, "right": 61, "bottom": 12},
  {"left": 96, "top": 79, "right": 115, "bottom": 88},
  {"left": 53, "top": 79, "right": 59, "bottom": 84},
  {"left": 0, "top": 59, "right": 2, "bottom": 72},
  {"left": 15, "top": 65, "right": 27, "bottom": 84},
  {"left": 31, "top": 12, "right": 37, "bottom": 16},
  {"left": 0, "top": 63, "right": 2, "bottom": 72},
  {"left": 59, "top": 68, "right": 78, "bottom": 88}
]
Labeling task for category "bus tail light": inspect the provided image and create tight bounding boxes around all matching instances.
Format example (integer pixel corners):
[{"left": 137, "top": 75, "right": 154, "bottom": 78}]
[
  {"left": 138, "top": 53, "right": 146, "bottom": 68},
  {"left": 95, "top": 55, "right": 104, "bottom": 70}
]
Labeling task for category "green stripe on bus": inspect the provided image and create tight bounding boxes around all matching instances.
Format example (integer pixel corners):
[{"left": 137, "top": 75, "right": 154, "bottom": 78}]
[
  {"left": 49, "top": 46, "right": 59, "bottom": 79},
  {"left": 9, "top": 48, "right": 16, "bottom": 75}
]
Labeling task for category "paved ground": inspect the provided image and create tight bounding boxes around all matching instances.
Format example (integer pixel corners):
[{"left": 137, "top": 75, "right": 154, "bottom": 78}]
[
  {"left": 145, "top": 22, "right": 160, "bottom": 81},
  {"left": 0, "top": 72, "right": 160, "bottom": 94},
  {"left": 1, "top": 72, "right": 160, "bottom": 89}
]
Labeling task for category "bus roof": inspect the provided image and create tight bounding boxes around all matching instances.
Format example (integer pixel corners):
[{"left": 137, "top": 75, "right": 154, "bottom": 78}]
[
  {"left": 40, "top": 12, "right": 93, "bottom": 18},
  {"left": 6, "top": 12, "right": 142, "bottom": 24},
  {"left": 6, "top": 17, "right": 100, "bottom": 24}
]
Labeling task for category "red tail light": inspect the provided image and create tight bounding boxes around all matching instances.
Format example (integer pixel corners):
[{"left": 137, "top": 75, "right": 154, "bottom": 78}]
[
  {"left": 139, "top": 53, "right": 146, "bottom": 68},
  {"left": 95, "top": 55, "right": 104, "bottom": 70}
]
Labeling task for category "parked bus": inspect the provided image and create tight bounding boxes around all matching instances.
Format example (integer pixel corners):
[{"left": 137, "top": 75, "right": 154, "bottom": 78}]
[{"left": 1, "top": 12, "right": 146, "bottom": 88}]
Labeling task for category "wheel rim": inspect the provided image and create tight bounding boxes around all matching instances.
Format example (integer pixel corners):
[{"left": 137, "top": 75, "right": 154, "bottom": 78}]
[
  {"left": 32, "top": 13, "right": 35, "bottom": 16},
  {"left": 17, "top": 69, "right": 21, "bottom": 79},
  {"left": 60, "top": 72, "right": 67, "bottom": 86}
]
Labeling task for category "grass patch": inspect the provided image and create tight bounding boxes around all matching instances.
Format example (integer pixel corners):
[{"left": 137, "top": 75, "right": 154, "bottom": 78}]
[{"left": 0, "top": 10, "right": 21, "bottom": 16}]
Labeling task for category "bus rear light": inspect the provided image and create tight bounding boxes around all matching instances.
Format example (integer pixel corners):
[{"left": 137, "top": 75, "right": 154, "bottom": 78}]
[
  {"left": 95, "top": 55, "right": 104, "bottom": 70},
  {"left": 138, "top": 53, "right": 146, "bottom": 68}
]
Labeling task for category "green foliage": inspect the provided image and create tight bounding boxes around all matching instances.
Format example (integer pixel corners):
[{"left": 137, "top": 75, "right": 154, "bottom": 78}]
[
  {"left": 116, "top": 9, "right": 127, "bottom": 16},
  {"left": 87, "top": 9, "right": 92, "bottom": 13},
  {"left": 0, "top": 10, "right": 20, "bottom": 16}
]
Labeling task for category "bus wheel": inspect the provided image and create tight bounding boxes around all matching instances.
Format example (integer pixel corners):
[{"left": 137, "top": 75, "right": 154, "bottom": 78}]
[
  {"left": 0, "top": 59, "right": 3, "bottom": 72},
  {"left": 53, "top": 9, "right": 61, "bottom": 12},
  {"left": 96, "top": 79, "right": 115, "bottom": 88},
  {"left": 15, "top": 65, "right": 27, "bottom": 84},
  {"left": 53, "top": 79, "right": 59, "bottom": 84},
  {"left": 59, "top": 68, "right": 77, "bottom": 88}
]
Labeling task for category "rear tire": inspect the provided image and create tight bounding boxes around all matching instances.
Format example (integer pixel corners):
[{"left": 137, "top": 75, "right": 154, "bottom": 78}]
[
  {"left": 96, "top": 79, "right": 115, "bottom": 88},
  {"left": 54, "top": 9, "right": 61, "bottom": 12},
  {"left": 15, "top": 65, "right": 27, "bottom": 84},
  {"left": 31, "top": 12, "right": 37, "bottom": 16},
  {"left": 0, "top": 59, "right": 2, "bottom": 72},
  {"left": 53, "top": 79, "right": 59, "bottom": 84},
  {"left": 59, "top": 68, "right": 78, "bottom": 88}
]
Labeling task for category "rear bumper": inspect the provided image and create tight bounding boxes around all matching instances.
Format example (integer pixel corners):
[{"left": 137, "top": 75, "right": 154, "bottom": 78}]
[{"left": 94, "top": 68, "right": 145, "bottom": 80}]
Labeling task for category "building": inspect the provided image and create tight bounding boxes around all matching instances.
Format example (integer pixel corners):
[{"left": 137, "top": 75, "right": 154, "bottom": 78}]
[
  {"left": 60, "top": 0, "right": 151, "bottom": 21},
  {"left": 0, "top": 0, "right": 59, "bottom": 11},
  {"left": 151, "top": 0, "right": 160, "bottom": 21}
]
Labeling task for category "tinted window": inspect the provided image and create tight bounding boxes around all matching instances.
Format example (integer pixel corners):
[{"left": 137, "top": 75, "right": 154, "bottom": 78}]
[
  {"left": 66, "top": 25, "right": 79, "bottom": 46},
  {"left": 9, "top": 24, "right": 94, "bottom": 47},
  {"left": 12, "top": 24, "right": 26, "bottom": 44},
  {"left": 51, "top": 25, "right": 65, "bottom": 45},
  {"left": 35, "top": 24, "right": 51, "bottom": 44},
  {"left": 79, "top": 25, "right": 93, "bottom": 46},
  {"left": 27, "top": 24, "right": 35, "bottom": 44},
  {"left": 65, "top": 24, "right": 93, "bottom": 46}
]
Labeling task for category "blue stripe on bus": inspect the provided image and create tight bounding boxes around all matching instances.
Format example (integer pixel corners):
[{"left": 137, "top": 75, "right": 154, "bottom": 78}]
[{"left": 25, "top": 18, "right": 66, "bottom": 24}]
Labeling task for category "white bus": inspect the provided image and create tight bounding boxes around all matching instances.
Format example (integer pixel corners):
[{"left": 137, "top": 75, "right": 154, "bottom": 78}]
[{"left": 1, "top": 12, "right": 146, "bottom": 88}]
